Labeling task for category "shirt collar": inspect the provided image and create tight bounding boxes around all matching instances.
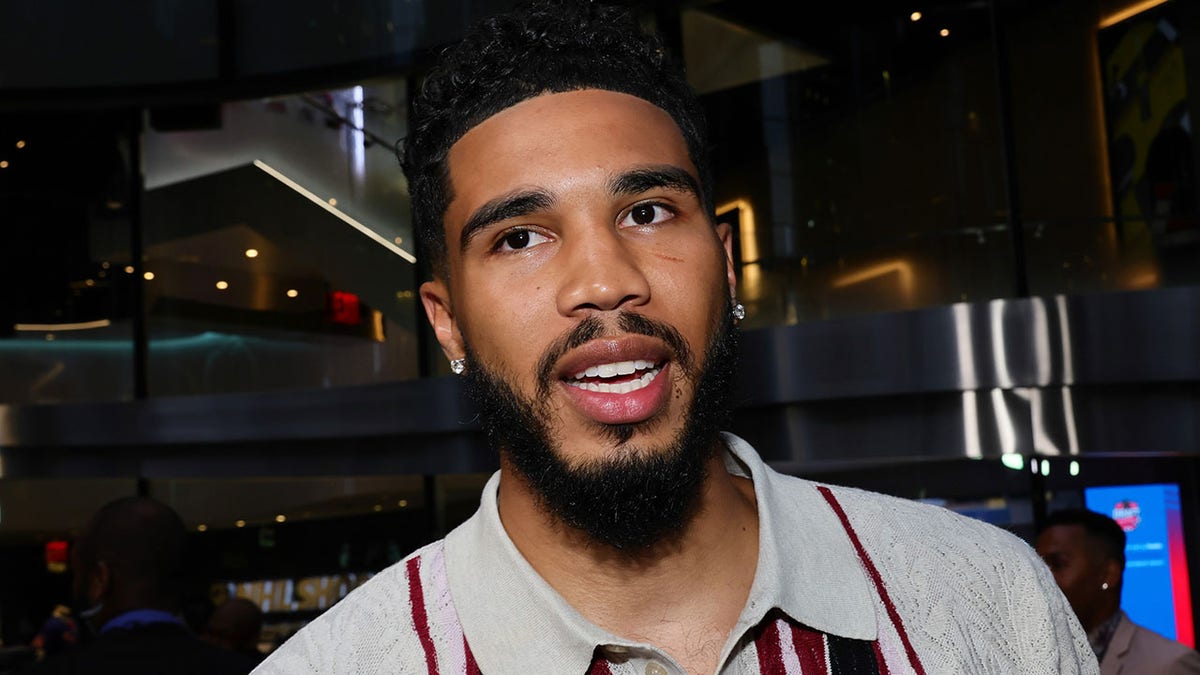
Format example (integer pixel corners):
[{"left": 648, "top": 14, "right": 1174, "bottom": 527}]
[
  {"left": 1088, "top": 609, "right": 1124, "bottom": 661},
  {"left": 720, "top": 432, "right": 876, "bottom": 642},
  {"left": 444, "top": 432, "right": 877, "bottom": 674},
  {"left": 99, "top": 609, "right": 185, "bottom": 634}
]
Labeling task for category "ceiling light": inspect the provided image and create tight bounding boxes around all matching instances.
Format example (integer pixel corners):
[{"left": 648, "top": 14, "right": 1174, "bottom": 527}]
[
  {"left": 253, "top": 160, "right": 416, "bottom": 263},
  {"left": 197, "top": 524, "right": 208, "bottom": 532},
  {"left": 124, "top": 265, "right": 134, "bottom": 274},
  {"left": 15, "top": 140, "right": 25, "bottom": 149},
  {"left": 275, "top": 514, "right": 286, "bottom": 523},
  {"left": 1100, "top": 0, "right": 1170, "bottom": 29},
  {"left": 286, "top": 289, "right": 298, "bottom": 298},
  {"left": 910, "top": 11, "right": 922, "bottom": 21},
  {"left": 1000, "top": 453, "right": 1024, "bottom": 471},
  {"left": 327, "top": 198, "right": 338, "bottom": 206},
  {"left": 216, "top": 280, "right": 229, "bottom": 290},
  {"left": 235, "top": 519, "right": 246, "bottom": 528},
  {"left": 245, "top": 248, "right": 259, "bottom": 258},
  {"left": 143, "top": 271, "right": 155, "bottom": 281},
  {"left": 939, "top": 28, "right": 950, "bottom": 37},
  {"left": 15, "top": 319, "right": 112, "bottom": 332},
  {"left": 0, "top": 161, "right": 8, "bottom": 169}
]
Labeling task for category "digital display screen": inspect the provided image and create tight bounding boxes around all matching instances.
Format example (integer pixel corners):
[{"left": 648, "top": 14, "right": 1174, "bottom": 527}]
[{"left": 1085, "top": 483, "right": 1194, "bottom": 648}]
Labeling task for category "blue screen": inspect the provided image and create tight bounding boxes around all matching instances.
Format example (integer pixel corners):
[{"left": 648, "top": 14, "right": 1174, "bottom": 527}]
[{"left": 1085, "top": 483, "right": 1193, "bottom": 646}]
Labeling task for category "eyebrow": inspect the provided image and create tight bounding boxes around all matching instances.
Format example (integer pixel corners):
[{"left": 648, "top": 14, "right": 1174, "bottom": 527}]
[
  {"left": 608, "top": 165, "right": 701, "bottom": 199},
  {"left": 460, "top": 189, "right": 555, "bottom": 252},
  {"left": 457, "top": 165, "right": 702, "bottom": 253}
]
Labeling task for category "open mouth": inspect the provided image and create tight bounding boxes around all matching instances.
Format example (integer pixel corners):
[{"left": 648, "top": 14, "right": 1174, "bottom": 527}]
[{"left": 565, "top": 359, "right": 664, "bottom": 394}]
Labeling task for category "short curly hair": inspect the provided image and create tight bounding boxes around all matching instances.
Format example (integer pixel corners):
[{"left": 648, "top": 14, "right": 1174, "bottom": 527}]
[
  {"left": 1042, "top": 507, "right": 1127, "bottom": 571},
  {"left": 399, "top": 0, "right": 713, "bottom": 279}
]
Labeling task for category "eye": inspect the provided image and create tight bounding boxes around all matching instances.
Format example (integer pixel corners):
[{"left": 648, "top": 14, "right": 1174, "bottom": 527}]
[
  {"left": 495, "top": 228, "right": 551, "bottom": 252},
  {"left": 620, "top": 202, "right": 675, "bottom": 228}
]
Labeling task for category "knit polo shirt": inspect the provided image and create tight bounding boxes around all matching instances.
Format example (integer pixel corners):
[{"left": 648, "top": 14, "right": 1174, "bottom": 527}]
[{"left": 255, "top": 433, "right": 1098, "bottom": 674}]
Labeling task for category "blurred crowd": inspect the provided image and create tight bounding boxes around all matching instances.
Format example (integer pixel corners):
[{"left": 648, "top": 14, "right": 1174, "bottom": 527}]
[{"left": 0, "top": 497, "right": 266, "bottom": 675}]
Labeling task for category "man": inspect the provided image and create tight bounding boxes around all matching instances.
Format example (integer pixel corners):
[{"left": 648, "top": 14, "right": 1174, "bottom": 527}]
[
  {"left": 1037, "top": 508, "right": 1200, "bottom": 674},
  {"left": 257, "top": 1, "right": 1095, "bottom": 672},
  {"left": 22, "top": 496, "right": 258, "bottom": 675},
  {"left": 29, "top": 605, "right": 78, "bottom": 661},
  {"left": 202, "top": 597, "right": 267, "bottom": 665}
]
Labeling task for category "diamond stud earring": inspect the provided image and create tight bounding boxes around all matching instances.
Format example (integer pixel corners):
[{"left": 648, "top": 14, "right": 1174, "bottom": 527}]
[
  {"left": 732, "top": 302, "right": 746, "bottom": 322},
  {"left": 450, "top": 358, "right": 466, "bottom": 375}
]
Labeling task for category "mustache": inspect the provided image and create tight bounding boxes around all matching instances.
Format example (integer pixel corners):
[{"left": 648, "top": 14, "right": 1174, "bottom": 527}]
[{"left": 534, "top": 312, "right": 694, "bottom": 399}]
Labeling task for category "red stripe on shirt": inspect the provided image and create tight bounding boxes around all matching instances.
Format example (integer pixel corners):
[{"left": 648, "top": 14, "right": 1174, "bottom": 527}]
[
  {"left": 872, "top": 640, "right": 891, "bottom": 675},
  {"left": 464, "top": 634, "right": 481, "bottom": 675},
  {"left": 818, "top": 486, "right": 926, "bottom": 675},
  {"left": 754, "top": 618, "right": 786, "bottom": 674},
  {"left": 405, "top": 556, "right": 440, "bottom": 675},
  {"left": 586, "top": 657, "right": 613, "bottom": 674},
  {"left": 790, "top": 623, "right": 829, "bottom": 674}
]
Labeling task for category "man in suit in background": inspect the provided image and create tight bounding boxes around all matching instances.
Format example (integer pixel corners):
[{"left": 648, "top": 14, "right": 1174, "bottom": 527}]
[
  {"left": 1037, "top": 508, "right": 1200, "bottom": 674},
  {"left": 22, "top": 496, "right": 257, "bottom": 675}
]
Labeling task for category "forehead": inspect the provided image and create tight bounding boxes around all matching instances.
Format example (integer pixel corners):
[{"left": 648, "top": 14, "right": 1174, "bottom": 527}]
[
  {"left": 1037, "top": 524, "right": 1089, "bottom": 554},
  {"left": 443, "top": 89, "right": 697, "bottom": 228}
]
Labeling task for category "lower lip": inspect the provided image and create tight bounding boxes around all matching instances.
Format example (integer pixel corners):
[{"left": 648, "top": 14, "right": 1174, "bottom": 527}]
[{"left": 559, "top": 363, "right": 673, "bottom": 426}]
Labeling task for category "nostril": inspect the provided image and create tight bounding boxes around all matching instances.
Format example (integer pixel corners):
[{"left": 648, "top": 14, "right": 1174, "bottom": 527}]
[{"left": 558, "top": 250, "right": 652, "bottom": 315}]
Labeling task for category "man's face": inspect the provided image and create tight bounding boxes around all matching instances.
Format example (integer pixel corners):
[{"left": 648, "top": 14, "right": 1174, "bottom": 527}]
[
  {"left": 1035, "top": 524, "right": 1110, "bottom": 627},
  {"left": 423, "top": 89, "right": 735, "bottom": 466},
  {"left": 420, "top": 89, "right": 737, "bottom": 547}
]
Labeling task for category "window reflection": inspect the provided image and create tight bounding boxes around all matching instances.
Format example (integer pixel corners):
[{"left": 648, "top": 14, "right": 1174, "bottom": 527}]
[
  {"left": 0, "top": 110, "right": 137, "bottom": 404},
  {"left": 141, "top": 79, "right": 418, "bottom": 396}
]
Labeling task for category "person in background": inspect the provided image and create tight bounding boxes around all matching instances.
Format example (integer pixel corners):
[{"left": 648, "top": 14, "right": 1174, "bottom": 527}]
[
  {"left": 20, "top": 496, "right": 258, "bottom": 675},
  {"left": 28, "top": 606, "right": 77, "bottom": 662},
  {"left": 202, "top": 597, "right": 266, "bottom": 665},
  {"left": 255, "top": 1, "right": 1096, "bottom": 672},
  {"left": 1037, "top": 508, "right": 1200, "bottom": 674}
]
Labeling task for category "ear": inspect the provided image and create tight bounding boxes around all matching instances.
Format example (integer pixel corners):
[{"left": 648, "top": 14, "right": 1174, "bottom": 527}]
[
  {"left": 1101, "top": 558, "right": 1122, "bottom": 591},
  {"left": 420, "top": 278, "right": 465, "bottom": 362},
  {"left": 88, "top": 561, "right": 110, "bottom": 605},
  {"left": 715, "top": 221, "right": 738, "bottom": 300}
]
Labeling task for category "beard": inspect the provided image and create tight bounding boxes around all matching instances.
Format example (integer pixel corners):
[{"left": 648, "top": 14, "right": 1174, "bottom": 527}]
[{"left": 461, "top": 303, "right": 739, "bottom": 552}]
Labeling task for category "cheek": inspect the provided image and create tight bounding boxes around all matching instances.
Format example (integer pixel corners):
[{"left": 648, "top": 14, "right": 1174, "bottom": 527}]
[
  {"left": 459, "top": 274, "right": 552, "bottom": 364},
  {"left": 648, "top": 238, "right": 728, "bottom": 297},
  {"left": 1061, "top": 568, "right": 1090, "bottom": 595}
]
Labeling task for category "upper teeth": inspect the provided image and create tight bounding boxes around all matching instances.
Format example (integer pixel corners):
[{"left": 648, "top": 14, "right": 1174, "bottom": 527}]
[
  {"left": 572, "top": 360, "right": 656, "bottom": 380},
  {"left": 567, "top": 360, "right": 662, "bottom": 394}
]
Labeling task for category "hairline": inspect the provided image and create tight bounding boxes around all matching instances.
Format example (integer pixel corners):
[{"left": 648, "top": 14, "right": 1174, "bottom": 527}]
[{"left": 424, "top": 87, "right": 716, "bottom": 282}]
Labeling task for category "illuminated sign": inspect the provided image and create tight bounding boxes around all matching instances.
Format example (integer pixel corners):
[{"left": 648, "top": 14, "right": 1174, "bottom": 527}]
[
  {"left": 214, "top": 572, "right": 375, "bottom": 614},
  {"left": 1112, "top": 500, "right": 1142, "bottom": 532},
  {"left": 1086, "top": 483, "right": 1194, "bottom": 648},
  {"left": 45, "top": 540, "right": 69, "bottom": 574},
  {"left": 326, "top": 291, "right": 361, "bottom": 325}
]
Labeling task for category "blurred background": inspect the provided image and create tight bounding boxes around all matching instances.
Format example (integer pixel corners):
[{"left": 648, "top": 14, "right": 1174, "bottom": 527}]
[{"left": 1, "top": 0, "right": 1198, "bottom": 659}]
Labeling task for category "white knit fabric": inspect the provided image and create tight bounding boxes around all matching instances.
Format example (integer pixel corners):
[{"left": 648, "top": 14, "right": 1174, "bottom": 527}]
[
  {"left": 254, "top": 434, "right": 1097, "bottom": 675},
  {"left": 822, "top": 482, "right": 1096, "bottom": 674}
]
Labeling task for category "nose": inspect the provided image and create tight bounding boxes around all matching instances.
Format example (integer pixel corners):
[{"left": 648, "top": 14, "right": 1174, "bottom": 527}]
[{"left": 556, "top": 225, "right": 651, "bottom": 317}]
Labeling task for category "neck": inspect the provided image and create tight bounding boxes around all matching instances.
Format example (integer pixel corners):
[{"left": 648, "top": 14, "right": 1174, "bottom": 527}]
[
  {"left": 498, "top": 448, "right": 759, "bottom": 648},
  {"left": 1083, "top": 603, "right": 1121, "bottom": 634}
]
